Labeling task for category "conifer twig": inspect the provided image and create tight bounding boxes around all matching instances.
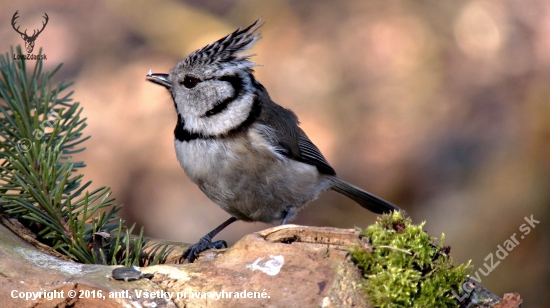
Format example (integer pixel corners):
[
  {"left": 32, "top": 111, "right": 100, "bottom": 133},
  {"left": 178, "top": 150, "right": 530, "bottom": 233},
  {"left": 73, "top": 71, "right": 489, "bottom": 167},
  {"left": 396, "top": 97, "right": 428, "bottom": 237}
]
[{"left": 0, "top": 46, "right": 162, "bottom": 266}]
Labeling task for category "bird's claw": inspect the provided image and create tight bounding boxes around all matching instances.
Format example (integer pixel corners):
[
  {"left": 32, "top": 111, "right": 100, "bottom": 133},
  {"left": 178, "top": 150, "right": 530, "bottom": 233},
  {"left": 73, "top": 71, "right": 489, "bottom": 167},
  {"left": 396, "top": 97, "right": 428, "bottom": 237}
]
[{"left": 180, "top": 236, "right": 227, "bottom": 263}]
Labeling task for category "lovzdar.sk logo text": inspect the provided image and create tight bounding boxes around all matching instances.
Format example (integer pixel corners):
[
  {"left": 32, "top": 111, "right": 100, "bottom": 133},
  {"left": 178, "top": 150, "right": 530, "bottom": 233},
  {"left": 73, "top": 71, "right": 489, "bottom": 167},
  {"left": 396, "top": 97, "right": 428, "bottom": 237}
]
[{"left": 11, "top": 10, "right": 48, "bottom": 60}]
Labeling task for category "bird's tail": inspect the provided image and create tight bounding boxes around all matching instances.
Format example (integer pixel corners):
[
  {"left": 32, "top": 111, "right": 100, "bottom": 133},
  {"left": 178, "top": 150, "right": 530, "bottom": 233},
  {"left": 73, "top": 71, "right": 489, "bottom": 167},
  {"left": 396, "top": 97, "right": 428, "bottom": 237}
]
[{"left": 330, "top": 178, "right": 401, "bottom": 214}]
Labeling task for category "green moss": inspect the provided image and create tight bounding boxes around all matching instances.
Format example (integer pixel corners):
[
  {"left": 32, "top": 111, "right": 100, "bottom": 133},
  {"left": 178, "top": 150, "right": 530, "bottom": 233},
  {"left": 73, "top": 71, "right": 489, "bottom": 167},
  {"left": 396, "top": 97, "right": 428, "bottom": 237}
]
[{"left": 350, "top": 212, "right": 470, "bottom": 308}]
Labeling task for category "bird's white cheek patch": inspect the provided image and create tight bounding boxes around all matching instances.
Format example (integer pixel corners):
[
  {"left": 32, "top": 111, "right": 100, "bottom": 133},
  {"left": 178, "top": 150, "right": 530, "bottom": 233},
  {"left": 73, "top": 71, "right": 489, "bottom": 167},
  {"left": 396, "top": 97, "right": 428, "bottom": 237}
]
[{"left": 246, "top": 255, "right": 284, "bottom": 276}]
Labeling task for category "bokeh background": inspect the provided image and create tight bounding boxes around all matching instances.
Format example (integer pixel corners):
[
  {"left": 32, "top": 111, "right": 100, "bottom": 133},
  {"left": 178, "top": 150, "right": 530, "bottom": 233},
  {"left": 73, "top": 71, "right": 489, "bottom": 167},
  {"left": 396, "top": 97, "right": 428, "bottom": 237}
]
[{"left": 1, "top": 0, "right": 548, "bottom": 305}]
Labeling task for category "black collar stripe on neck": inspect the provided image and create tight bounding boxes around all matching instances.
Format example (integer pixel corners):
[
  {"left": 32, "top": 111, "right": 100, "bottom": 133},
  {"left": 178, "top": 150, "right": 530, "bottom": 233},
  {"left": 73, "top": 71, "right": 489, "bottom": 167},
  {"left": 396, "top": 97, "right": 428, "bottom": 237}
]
[{"left": 174, "top": 95, "right": 262, "bottom": 142}]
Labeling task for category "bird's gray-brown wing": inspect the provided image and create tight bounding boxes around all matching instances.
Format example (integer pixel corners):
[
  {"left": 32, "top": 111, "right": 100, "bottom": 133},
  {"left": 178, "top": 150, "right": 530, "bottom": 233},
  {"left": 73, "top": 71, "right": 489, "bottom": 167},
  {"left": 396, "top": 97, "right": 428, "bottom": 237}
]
[
  {"left": 255, "top": 93, "right": 401, "bottom": 214},
  {"left": 256, "top": 94, "right": 336, "bottom": 176},
  {"left": 293, "top": 129, "right": 335, "bottom": 175}
]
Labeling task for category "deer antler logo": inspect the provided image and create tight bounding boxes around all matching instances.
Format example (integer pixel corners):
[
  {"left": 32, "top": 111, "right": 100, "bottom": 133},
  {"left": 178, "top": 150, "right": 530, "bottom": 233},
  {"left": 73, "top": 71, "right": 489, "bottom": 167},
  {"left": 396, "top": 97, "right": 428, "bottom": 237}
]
[{"left": 11, "top": 11, "right": 49, "bottom": 54}]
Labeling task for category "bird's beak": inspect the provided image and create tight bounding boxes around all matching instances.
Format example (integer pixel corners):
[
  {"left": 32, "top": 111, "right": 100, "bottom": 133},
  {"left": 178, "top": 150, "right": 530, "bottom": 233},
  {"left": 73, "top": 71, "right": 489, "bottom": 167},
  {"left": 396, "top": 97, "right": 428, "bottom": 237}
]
[{"left": 146, "top": 70, "right": 171, "bottom": 89}]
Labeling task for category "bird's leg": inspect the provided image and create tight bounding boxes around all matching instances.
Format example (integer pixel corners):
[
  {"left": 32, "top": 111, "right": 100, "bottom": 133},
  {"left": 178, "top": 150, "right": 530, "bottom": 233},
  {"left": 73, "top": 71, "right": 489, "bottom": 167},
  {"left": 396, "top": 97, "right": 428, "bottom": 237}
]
[
  {"left": 180, "top": 216, "right": 238, "bottom": 263},
  {"left": 281, "top": 208, "right": 296, "bottom": 225}
]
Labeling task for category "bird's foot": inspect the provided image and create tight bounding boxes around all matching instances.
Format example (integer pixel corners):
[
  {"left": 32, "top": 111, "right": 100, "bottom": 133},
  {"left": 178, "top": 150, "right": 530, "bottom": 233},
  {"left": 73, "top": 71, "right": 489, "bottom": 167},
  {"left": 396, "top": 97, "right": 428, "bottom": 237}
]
[
  {"left": 281, "top": 207, "right": 296, "bottom": 225},
  {"left": 180, "top": 235, "right": 227, "bottom": 263}
]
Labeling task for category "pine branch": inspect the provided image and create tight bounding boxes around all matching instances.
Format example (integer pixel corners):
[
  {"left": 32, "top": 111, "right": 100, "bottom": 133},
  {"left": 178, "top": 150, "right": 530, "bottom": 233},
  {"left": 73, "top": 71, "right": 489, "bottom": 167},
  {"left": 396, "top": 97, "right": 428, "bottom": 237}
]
[{"left": 0, "top": 46, "right": 158, "bottom": 266}]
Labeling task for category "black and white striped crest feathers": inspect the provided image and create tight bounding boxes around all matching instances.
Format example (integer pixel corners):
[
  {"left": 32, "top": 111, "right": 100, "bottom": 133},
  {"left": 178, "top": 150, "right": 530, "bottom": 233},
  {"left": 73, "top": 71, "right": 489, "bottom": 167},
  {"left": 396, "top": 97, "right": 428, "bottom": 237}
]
[{"left": 182, "top": 19, "right": 262, "bottom": 69}]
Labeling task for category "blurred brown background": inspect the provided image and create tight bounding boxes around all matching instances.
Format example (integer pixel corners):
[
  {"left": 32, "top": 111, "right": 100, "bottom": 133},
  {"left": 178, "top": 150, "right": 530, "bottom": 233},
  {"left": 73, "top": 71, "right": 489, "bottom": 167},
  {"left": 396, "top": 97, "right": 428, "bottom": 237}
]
[{"left": 0, "top": 0, "right": 548, "bottom": 306}]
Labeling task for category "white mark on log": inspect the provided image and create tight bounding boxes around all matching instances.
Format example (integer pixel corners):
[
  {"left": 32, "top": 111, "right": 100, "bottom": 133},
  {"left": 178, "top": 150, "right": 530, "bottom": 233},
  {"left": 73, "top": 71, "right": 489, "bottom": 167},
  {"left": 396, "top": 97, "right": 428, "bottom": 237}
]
[
  {"left": 129, "top": 301, "right": 143, "bottom": 308},
  {"left": 14, "top": 247, "right": 102, "bottom": 276},
  {"left": 246, "top": 255, "right": 284, "bottom": 276},
  {"left": 144, "top": 301, "right": 157, "bottom": 308}
]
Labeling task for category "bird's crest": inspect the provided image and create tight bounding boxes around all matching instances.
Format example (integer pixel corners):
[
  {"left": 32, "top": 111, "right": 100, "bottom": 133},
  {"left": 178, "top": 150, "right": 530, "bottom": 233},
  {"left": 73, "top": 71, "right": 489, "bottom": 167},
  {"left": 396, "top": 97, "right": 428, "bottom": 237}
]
[{"left": 183, "top": 19, "right": 262, "bottom": 70}]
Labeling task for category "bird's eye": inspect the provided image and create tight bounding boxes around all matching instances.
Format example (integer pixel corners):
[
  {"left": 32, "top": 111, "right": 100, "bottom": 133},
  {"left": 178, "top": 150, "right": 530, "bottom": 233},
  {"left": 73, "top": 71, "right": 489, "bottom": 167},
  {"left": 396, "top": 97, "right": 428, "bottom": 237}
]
[{"left": 181, "top": 76, "right": 200, "bottom": 89}]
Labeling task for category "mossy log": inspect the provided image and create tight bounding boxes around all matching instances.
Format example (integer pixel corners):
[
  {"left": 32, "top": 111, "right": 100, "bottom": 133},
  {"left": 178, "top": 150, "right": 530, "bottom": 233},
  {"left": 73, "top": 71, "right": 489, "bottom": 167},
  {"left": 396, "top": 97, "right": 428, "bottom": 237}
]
[{"left": 0, "top": 218, "right": 521, "bottom": 308}]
